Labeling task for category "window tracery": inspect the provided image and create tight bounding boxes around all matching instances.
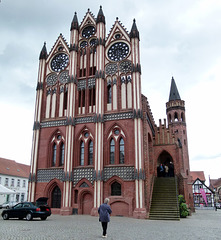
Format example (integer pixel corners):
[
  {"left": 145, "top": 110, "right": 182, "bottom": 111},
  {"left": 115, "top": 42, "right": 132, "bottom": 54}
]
[
  {"left": 78, "top": 130, "right": 94, "bottom": 167},
  {"left": 108, "top": 128, "right": 126, "bottom": 165},
  {"left": 49, "top": 132, "right": 65, "bottom": 167}
]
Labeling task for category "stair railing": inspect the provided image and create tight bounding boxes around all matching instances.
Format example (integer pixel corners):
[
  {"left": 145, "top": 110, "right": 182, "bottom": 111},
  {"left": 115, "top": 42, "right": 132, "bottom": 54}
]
[
  {"left": 149, "top": 175, "right": 155, "bottom": 210},
  {"left": 175, "top": 176, "right": 180, "bottom": 216}
]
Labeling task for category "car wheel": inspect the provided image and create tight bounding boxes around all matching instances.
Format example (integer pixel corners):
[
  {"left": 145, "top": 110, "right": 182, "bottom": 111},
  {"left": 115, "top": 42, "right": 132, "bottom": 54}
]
[
  {"left": 41, "top": 217, "right": 47, "bottom": 220},
  {"left": 3, "top": 213, "right": 9, "bottom": 220},
  {"left": 26, "top": 213, "right": 32, "bottom": 221}
]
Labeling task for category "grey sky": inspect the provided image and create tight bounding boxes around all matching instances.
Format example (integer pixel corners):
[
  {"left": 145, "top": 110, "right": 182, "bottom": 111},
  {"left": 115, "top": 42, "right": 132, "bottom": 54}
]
[{"left": 0, "top": 0, "right": 220, "bottom": 182}]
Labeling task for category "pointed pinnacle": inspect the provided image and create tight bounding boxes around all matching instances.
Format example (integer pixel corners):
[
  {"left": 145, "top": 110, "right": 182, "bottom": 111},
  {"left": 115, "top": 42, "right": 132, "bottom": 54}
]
[
  {"left": 39, "top": 42, "right": 47, "bottom": 60},
  {"left": 70, "top": 12, "right": 79, "bottom": 31},
  {"left": 130, "top": 19, "right": 140, "bottom": 40},
  {"left": 169, "top": 77, "right": 181, "bottom": 101},
  {"left": 96, "top": 5, "right": 105, "bottom": 24}
]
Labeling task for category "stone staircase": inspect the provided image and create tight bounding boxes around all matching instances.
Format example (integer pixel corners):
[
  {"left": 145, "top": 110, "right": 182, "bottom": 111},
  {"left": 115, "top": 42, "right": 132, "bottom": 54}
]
[{"left": 149, "top": 177, "right": 180, "bottom": 220}]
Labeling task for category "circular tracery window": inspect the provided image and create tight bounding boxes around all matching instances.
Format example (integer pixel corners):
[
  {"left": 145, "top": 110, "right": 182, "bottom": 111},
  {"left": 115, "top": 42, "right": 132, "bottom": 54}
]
[
  {"left": 105, "top": 63, "right": 118, "bottom": 75},
  {"left": 59, "top": 71, "right": 69, "bottom": 84},
  {"left": 84, "top": 132, "right": 89, "bottom": 138},
  {"left": 51, "top": 53, "right": 69, "bottom": 72},
  {"left": 82, "top": 26, "right": 96, "bottom": 38},
  {"left": 119, "top": 60, "right": 132, "bottom": 73},
  {"left": 46, "top": 74, "right": 57, "bottom": 86},
  {"left": 107, "top": 42, "right": 130, "bottom": 62},
  {"left": 80, "top": 41, "right": 88, "bottom": 48},
  {"left": 114, "top": 129, "right": 120, "bottom": 135}
]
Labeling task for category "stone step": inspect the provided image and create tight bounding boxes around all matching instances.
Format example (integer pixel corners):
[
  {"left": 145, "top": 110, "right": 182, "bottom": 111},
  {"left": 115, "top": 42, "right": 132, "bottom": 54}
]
[{"left": 149, "top": 177, "right": 179, "bottom": 221}]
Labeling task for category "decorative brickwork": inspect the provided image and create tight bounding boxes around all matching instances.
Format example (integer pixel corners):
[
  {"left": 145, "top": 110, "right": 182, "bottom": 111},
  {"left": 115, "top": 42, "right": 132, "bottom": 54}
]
[{"left": 37, "top": 169, "right": 64, "bottom": 182}]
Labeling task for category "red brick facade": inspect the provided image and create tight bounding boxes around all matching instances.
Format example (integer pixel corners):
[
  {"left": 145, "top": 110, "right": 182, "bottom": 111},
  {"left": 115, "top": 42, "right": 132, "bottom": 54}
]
[{"left": 28, "top": 7, "right": 193, "bottom": 218}]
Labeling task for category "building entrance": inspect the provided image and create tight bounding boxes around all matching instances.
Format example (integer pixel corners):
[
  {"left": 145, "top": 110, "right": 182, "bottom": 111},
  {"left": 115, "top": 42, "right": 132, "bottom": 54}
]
[{"left": 157, "top": 151, "right": 174, "bottom": 177}]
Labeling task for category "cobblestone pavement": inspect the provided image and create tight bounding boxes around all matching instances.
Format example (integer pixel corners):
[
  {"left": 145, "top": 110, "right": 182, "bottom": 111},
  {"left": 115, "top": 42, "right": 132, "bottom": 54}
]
[{"left": 0, "top": 209, "right": 220, "bottom": 240}]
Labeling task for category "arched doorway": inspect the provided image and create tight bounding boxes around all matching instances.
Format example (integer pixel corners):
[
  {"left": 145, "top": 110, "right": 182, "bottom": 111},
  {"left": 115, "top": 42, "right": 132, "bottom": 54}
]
[
  {"left": 157, "top": 151, "right": 174, "bottom": 177},
  {"left": 51, "top": 186, "right": 61, "bottom": 208},
  {"left": 82, "top": 192, "right": 93, "bottom": 215}
]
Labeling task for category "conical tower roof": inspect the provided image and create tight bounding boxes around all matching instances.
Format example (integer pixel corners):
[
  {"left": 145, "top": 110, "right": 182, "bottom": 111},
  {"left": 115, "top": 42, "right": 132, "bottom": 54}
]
[
  {"left": 96, "top": 6, "right": 105, "bottom": 24},
  {"left": 39, "top": 42, "right": 47, "bottom": 60},
  {"left": 70, "top": 12, "right": 79, "bottom": 31},
  {"left": 130, "top": 19, "right": 139, "bottom": 40},
  {"left": 169, "top": 77, "right": 181, "bottom": 101}
]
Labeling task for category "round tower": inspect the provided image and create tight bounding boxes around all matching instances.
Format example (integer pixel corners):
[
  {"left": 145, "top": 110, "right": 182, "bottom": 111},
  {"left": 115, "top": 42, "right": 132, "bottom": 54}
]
[
  {"left": 166, "top": 77, "right": 193, "bottom": 208},
  {"left": 166, "top": 77, "right": 188, "bottom": 173}
]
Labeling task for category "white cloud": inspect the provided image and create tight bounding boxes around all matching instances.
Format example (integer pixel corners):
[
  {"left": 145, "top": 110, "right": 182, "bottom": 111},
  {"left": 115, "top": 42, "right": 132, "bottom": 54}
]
[
  {"left": 0, "top": 102, "right": 34, "bottom": 165},
  {"left": 0, "top": 0, "right": 220, "bottom": 181}
]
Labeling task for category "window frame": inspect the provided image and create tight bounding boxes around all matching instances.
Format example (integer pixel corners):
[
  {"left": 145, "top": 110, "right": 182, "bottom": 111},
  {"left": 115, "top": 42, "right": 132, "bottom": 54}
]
[{"left": 107, "top": 129, "right": 126, "bottom": 165}]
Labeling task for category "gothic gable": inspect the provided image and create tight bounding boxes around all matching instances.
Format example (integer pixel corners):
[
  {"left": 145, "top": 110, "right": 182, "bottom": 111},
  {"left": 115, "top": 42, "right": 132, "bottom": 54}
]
[
  {"left": 106, "top": 19, "right": 130, "bottom": 47},
  {"left": 46, "top": 34, "right": 70, "bottom": 64},
  {"left": 79, "top": 10, "right": 96, "bottom": 34}
]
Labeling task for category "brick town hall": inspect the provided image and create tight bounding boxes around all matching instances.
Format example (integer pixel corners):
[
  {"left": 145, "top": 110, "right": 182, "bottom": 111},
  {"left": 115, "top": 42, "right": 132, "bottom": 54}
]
[{"left": 28, "top": 6, "right": 193, "bottom": 219}]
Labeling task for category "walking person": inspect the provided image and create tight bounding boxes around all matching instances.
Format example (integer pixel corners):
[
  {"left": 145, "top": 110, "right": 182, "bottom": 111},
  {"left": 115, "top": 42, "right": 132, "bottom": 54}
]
[{"left": 98, "top": 198, "right": 112, "bottom": 238}]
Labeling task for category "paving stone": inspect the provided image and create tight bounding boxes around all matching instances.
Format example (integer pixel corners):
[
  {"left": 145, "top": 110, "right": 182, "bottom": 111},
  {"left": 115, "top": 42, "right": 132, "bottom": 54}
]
[{"left": 0, "top": 209, "right": 220, "bottom": 240}]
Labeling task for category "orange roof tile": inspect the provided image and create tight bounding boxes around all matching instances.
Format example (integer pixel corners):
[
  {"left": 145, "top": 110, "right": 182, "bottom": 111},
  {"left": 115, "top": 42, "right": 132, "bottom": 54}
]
[
  {"left": 190, "top": 171, "right": 206, "bottom": 183},
  {"left": 0, "top": 157, "right": 30, "bottom": 178}
]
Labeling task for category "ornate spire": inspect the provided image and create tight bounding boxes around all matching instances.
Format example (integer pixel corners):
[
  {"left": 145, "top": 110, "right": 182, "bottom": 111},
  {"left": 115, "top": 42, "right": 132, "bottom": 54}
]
[
  {"left": 96, "top": 6, "right": 105, "bottom": 24},
  {"left": 39, "top": 42, "right": 47, "bottom": 60},
  {"left": 130, "top": 19, "right": 140, "bottom": 40},
  {"left": 70, "top": 12, "right": 79, "bottom": 31},
  {"left": 169, "top": 77, "right": 181, "bottom": 101}
]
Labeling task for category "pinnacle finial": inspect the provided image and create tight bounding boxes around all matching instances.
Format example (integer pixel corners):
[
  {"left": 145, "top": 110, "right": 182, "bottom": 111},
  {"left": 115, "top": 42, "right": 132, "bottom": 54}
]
[
  {"left": 70, "top": 11, "right": 79, "bottom": 31},
  {"left": 39, "top": 42, "right": 47, "bottom": 60},
  {"left": 130, "top": 18, "right": 139, "bottom": 40},
  {"left": 96, "top": 5, "right": 105, "bottom": 24}
]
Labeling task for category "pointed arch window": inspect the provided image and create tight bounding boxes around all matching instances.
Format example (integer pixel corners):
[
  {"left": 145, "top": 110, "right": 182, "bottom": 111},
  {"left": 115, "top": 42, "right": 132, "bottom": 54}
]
[
  {"left": 52, "top": 143, "right": 57, "bottom": 167},
  {"left": 78, "top": 131, "right": 94, "bottom": 167},
  {"left": 60, "top": 142, "right": 65, "bottom": 166},
  {"left": 107, "top": 85, "right": 112, "bottom": 104},
  {"left": 110, "top": 139, "right": 115, "bottom": 164},
  {"left": 181, "top": 112, "right": 185, "bottom": 122},
  {"left": 80, "top": 141, "right": 84, "bottom": 166},
  {"left": 111, "top": 182, "right": 121, "bottom": 196},
  {"left": 174, "top": 112, "right": 179, "bottom": 122},
  {"left": 119, "top": 138, "right": 125, "bottom": 164},
  {"left": 64, "top": 90, "right": 68, "bottom": 111},
  {"left": 88, "top": 140, "right": 93, "bottom": 165},
  {"left": 168, "top": 114, "right": 172, "bottom": 123}
]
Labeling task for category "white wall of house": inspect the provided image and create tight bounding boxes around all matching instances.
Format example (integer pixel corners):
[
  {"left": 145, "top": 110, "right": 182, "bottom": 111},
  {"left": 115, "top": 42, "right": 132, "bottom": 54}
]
[{"left": 0, "top": 174, "right": 29, "bottom": 204}]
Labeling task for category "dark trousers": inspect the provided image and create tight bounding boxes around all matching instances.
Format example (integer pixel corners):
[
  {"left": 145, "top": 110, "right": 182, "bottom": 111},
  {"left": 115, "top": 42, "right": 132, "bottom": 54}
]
[{"left": 101, "top": 222, "right": 108, "bottom": 236}]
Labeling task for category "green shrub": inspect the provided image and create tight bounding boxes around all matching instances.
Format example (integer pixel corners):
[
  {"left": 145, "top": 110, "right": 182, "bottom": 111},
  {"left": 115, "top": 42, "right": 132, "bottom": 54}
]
[
  {"left": 180, "top": 202, "right": 189, "bottom": 218},
  {"left": 178, "top": 195, "right": 189, "bottom": 218},
  {"left": 178, "top": 195, "right": 186, "bottom": 204}
]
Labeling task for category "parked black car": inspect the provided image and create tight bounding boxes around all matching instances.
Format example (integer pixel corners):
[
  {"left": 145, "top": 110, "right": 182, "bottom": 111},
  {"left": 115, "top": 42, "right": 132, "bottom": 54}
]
[{"left": 1, "top": 198, "right": 51, "bottom": 221}]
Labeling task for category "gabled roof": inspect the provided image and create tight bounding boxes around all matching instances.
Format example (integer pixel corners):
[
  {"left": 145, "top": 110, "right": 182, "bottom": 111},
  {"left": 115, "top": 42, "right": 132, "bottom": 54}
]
[
  {"left": 192, "top": 177, "right": 214, "bottom": 193},
  {"left": 209, "top": 178, "right": 221, "bottom": 189},
  {"left": 0, "top": 158, "right": 30, "bottom": 178},
  {"left": 79, "top": 9, "right": 96, "bottom": 30},
  {"left": 190, "top": 171, "right": 206, "bottom": 183},
  {"left": 169, "top": 77, "right": 181, "bottom": 101},
  {"left": 46, "top": 34, "right": 70, "bottom": 63}
]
